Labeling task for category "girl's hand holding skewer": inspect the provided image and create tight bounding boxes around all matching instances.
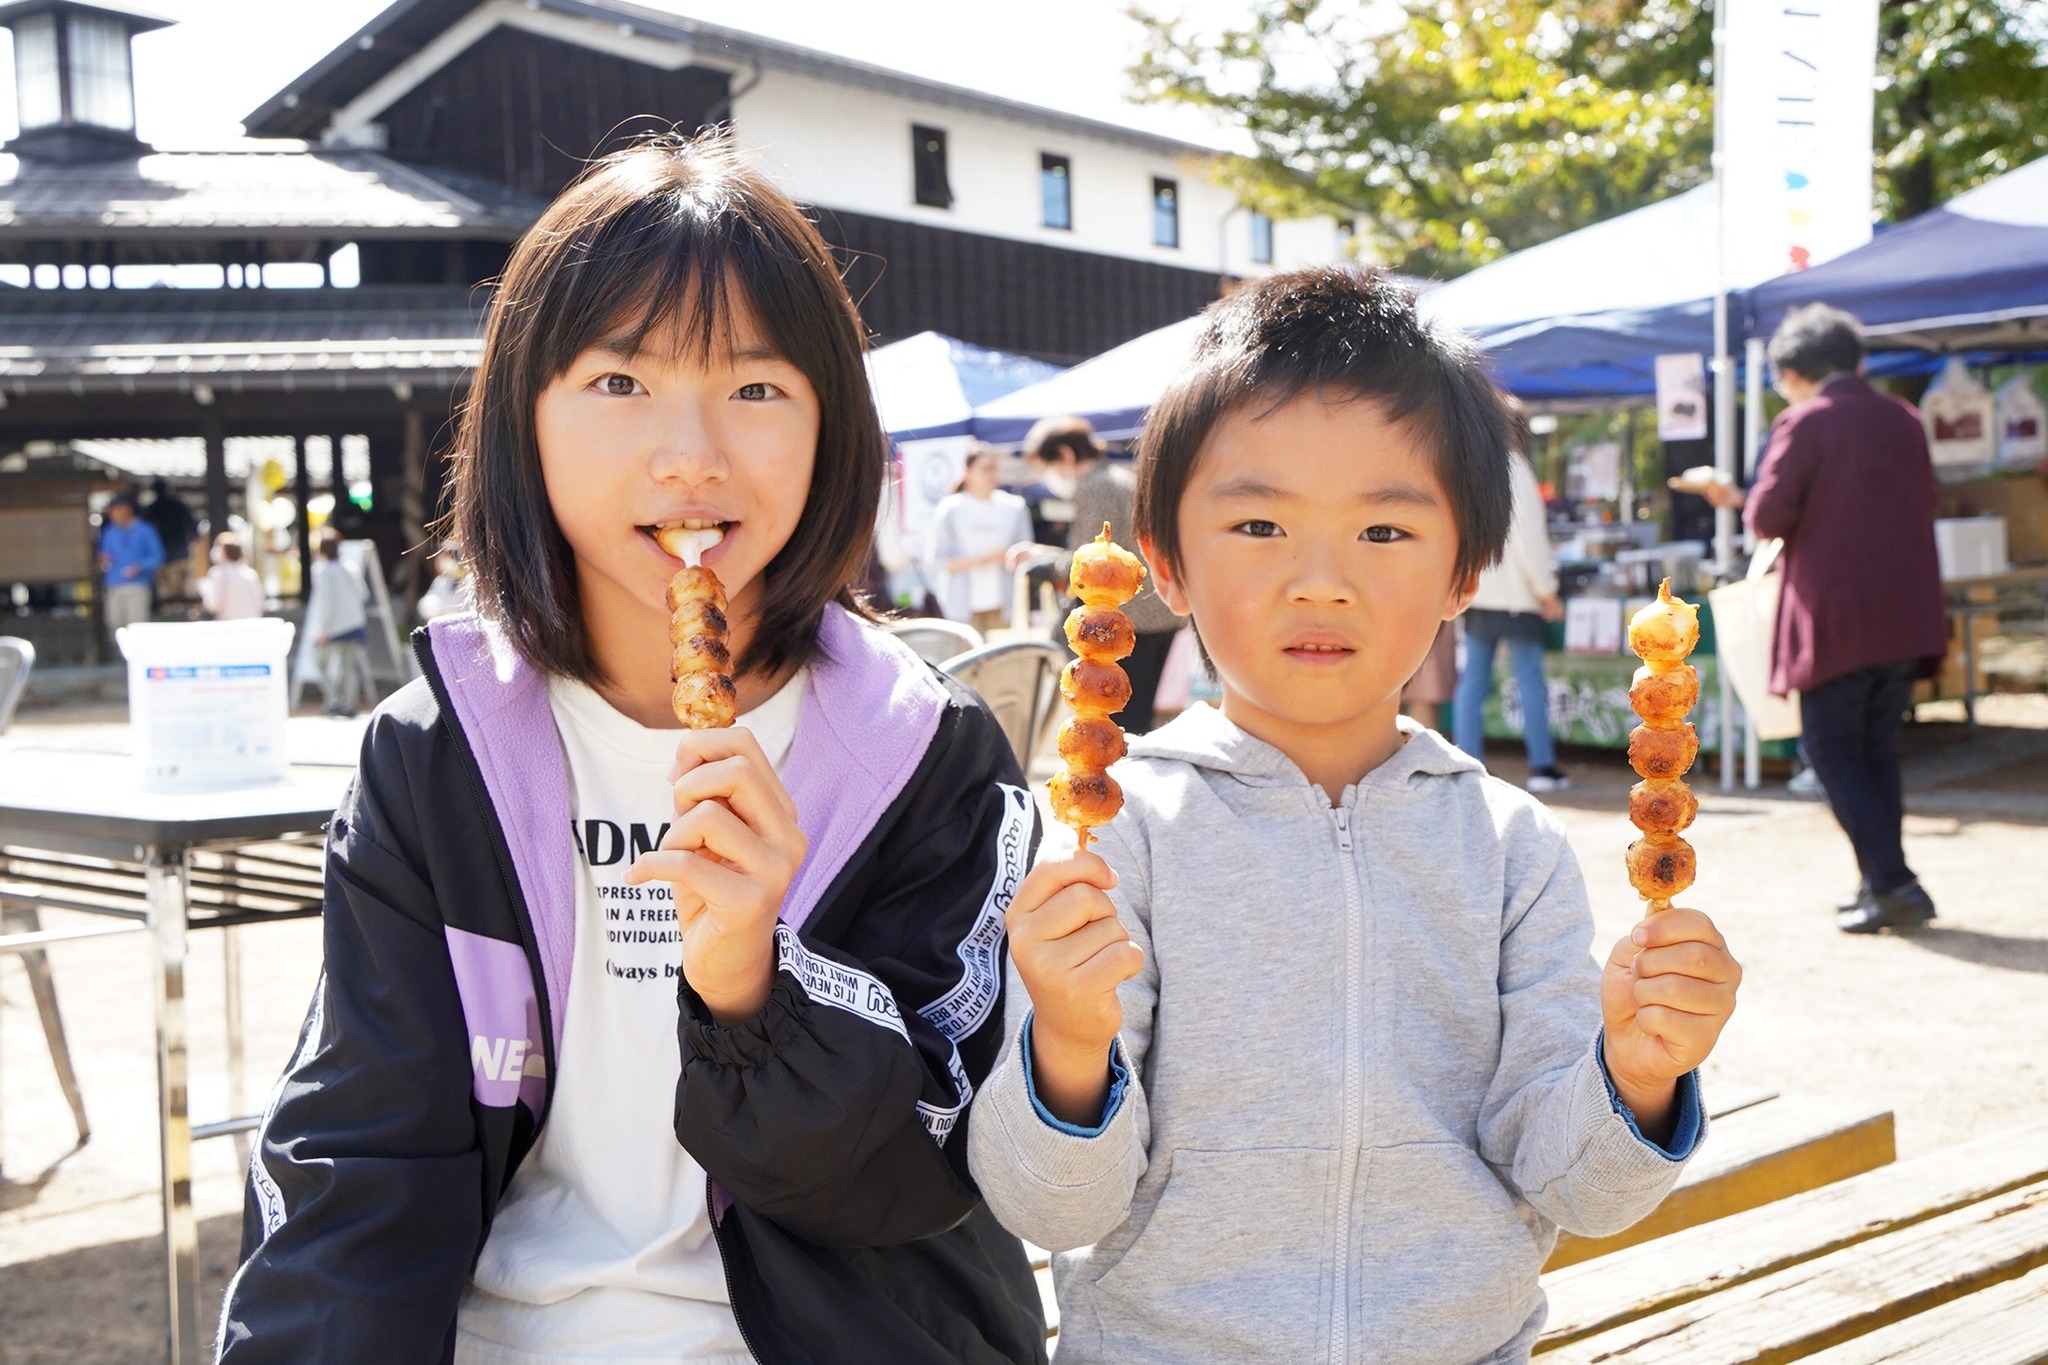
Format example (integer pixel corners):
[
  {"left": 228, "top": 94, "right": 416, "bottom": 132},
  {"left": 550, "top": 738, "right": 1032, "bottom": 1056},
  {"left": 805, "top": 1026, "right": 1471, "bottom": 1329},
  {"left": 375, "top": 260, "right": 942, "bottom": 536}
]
[{"left": 626, "top": 727, "right": 808, "bottom": 1026}]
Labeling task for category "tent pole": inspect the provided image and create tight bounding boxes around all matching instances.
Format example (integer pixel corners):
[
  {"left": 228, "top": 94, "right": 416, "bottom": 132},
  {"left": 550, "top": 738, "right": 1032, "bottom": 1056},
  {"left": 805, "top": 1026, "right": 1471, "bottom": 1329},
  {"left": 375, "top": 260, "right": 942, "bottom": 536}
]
[
  {"left": 1743, "top": 336, "right": 1766, "bottom": 790},
  {"left": 1712, "top": 0, "right": 1738, "bottom": 792}
]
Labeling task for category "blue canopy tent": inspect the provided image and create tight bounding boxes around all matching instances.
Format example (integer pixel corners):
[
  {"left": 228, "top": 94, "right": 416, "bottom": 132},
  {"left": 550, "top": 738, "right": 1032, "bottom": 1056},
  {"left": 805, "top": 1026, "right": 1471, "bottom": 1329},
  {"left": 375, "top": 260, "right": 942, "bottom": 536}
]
[
  {"left": 867, "top": 331, "right": 1064, "bottom": 441},
  {"left": 968, "top": 316, "right": 1206, "bottom": 445},
  {"left": 1413, "top": 182, "right": 1785, "bottom": 406},
  {"left": 1749, "top": 155, "right": 2048, "bottom": 351}
]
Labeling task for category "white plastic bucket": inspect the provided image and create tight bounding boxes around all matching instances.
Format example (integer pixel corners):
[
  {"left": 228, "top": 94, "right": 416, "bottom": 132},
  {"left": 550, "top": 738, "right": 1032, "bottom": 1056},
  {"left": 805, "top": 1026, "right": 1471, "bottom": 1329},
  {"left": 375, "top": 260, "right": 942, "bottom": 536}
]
[{"left": 117, "top": 619, "right": 297, "bottom": 791}]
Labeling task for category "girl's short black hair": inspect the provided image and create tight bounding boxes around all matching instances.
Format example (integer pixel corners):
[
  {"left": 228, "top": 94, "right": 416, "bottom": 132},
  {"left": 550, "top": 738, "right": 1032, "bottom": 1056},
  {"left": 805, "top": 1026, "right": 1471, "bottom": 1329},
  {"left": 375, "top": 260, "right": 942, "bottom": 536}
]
[
  {"left": 1135, "top": 266, "right": 1514, "bottom": 589},
  {"left": 449, "top": 131, "right": 885, "bottom": 684}
]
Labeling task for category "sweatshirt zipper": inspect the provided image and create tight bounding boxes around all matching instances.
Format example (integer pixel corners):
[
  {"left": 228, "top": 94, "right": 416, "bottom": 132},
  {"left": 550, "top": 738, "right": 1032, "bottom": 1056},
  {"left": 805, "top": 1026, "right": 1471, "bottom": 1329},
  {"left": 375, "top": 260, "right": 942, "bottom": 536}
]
[{"left": 1328, "top": 800, "right": 1363, "bottom": 1361}]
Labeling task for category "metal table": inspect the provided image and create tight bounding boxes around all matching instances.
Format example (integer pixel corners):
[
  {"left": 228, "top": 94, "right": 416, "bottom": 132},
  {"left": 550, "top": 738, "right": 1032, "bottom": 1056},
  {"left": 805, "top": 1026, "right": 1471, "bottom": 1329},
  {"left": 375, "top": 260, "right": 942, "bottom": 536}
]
[
  {"left": 1944, "top": 563, "right": 2048, "bottom": 726},
  {"left": 0, "top": 739, "right": 353, "bottom": 1365}
]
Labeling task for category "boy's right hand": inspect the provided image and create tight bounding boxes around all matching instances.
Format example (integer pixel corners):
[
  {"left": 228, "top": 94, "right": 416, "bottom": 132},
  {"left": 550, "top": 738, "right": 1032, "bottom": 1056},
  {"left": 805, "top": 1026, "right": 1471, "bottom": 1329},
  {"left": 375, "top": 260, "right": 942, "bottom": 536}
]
[{"left": 1007, "top": 851, "right": 1144, "bottom": 1127}]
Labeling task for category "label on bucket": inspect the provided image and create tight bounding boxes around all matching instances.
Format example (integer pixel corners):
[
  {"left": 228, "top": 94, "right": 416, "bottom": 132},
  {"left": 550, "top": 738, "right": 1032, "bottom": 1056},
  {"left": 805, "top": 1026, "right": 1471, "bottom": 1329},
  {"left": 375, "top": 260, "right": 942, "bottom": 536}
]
[
  {"left": 147, "top": 664, "right": 275, "bottom": 681},
  {"left": 131, "top": 656, "right": 289, "bottom": 789}
]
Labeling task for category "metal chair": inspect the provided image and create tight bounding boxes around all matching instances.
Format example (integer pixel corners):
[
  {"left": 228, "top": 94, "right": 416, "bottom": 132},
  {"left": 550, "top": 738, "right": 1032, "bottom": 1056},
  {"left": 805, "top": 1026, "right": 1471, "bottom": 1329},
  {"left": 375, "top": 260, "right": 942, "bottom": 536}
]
[
  {"left": 942, "top": 639, "right": 1068, "bottom": 773},
  {"left": 886, "top": 617, "right": 984, "bottom": 666},
  {"left": 0, "top": 636, "right": 92, "bottom": 1161},
  {"left": 0, "top": 637, "right": 30, "bottom": 732}
]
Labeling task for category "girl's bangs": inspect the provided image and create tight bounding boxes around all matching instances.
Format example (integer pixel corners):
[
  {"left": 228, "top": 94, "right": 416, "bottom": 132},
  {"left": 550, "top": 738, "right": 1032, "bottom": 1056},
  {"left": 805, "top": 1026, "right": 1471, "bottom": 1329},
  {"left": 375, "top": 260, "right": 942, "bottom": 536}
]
[{"left": 530, "top": 188, "right": 797, "bottom": 379}]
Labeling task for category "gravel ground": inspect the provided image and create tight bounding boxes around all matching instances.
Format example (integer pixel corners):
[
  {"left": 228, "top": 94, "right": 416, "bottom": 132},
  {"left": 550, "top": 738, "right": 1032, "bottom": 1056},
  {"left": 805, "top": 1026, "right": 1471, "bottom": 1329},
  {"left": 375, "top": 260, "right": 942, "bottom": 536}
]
[{"left": 2, "top": 695, "right": 2044, "bottom": 1363}]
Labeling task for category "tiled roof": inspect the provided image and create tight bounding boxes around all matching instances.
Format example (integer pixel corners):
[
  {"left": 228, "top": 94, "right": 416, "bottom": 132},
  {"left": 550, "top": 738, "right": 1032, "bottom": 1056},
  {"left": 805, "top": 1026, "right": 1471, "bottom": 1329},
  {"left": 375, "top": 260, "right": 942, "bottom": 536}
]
[
  {"left": 245, "top": 0, "right": 1222, "bottom": 159},
  {"left": 0, "top": 285, "right": 484, "bottom": 393},
  {"left": 0, "top": 149, "right": 545, "bottom": 237}
]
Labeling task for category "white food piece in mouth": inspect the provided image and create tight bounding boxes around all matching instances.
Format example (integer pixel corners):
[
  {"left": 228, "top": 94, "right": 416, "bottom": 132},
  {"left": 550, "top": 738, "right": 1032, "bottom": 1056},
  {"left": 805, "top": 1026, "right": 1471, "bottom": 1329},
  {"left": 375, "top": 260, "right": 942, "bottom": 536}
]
[{"left": 653, "top": 521, "right": 725, "bottom": 568}]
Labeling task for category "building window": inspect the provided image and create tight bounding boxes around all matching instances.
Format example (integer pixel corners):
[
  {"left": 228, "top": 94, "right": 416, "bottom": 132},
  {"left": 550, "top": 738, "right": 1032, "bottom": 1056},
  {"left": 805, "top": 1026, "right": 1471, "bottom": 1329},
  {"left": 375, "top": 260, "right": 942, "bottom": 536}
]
[
  {"left": 67, "top": 10, "right": 136, "bottom": 131},
  {"left": 1152, "top": 178, "right": 1179, "bottom": 249},
  {"left": 1249, "top": 211, "right": 1274, "bottom": 264},
  {"left": 12, "top": 12, "right": 62, "bottom": 130},
  {"left": 913, "top": 125, "right": 953, "bottom": 209},
  {"left": 1041, "top": 154, "right": 1072, "bottom": 230}
]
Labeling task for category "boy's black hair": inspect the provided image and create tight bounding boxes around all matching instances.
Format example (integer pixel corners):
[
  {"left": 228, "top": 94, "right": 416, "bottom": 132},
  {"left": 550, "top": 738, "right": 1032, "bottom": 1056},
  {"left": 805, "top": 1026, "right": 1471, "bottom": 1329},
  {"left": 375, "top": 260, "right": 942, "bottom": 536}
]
[
  {"left": 448, "top": 131, "right": 885, "bottom": 685},
  {"left": 1136, "top": 266, "right": 1514, "bottom": 589},
  {"left": 1767, "top": 303, "right": 1864, "bottom": 382}
]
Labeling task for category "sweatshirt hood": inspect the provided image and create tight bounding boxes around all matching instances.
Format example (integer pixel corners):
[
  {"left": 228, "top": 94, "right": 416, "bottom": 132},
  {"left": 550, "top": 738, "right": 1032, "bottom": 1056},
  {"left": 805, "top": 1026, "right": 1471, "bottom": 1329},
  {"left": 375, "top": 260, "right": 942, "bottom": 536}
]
[{"left": 1129, "top": 702, "right": 1484, "bottom": 798}]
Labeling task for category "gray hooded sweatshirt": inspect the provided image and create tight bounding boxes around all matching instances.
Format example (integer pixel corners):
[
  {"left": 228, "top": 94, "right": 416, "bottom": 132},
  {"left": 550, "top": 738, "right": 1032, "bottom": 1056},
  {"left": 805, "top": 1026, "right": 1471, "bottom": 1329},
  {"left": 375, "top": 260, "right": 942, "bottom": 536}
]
[{"left": 968, "top": 706, "right": 1702, "bottom": 1364}]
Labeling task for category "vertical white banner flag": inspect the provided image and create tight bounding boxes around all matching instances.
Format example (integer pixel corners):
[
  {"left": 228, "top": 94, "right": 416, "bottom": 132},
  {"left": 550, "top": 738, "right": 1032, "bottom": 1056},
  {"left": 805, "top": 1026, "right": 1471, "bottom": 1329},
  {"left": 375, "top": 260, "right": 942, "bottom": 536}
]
[{"left": 1720, "top": 0, "right": 1880, "bottom": 283}]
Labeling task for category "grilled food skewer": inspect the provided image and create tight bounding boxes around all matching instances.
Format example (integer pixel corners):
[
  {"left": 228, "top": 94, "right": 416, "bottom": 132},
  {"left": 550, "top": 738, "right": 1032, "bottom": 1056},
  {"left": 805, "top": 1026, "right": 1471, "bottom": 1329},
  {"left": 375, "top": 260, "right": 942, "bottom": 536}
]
[
  {"left": 1050, "top": 524, "right": 1145, "bottom": 851},
  {"left": 654, "top": 525, "right": 735, "bottom": 730},
  {"left": 1625, "top": 580, "right": 1701, "bottom": 912}
]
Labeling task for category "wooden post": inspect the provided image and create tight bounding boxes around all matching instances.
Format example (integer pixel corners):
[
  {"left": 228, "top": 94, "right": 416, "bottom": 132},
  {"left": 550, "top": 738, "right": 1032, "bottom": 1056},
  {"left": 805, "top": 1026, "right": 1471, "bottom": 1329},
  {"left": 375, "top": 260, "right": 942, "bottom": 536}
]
[
  {"left": 202, "top": 407, "right": 228, "bottom": 546},
  {"left": 398, "top": 405, "right": 427, "bottom": 605},
  {"left": 292, "top": 434, "right": 313, "bottom": 599}
]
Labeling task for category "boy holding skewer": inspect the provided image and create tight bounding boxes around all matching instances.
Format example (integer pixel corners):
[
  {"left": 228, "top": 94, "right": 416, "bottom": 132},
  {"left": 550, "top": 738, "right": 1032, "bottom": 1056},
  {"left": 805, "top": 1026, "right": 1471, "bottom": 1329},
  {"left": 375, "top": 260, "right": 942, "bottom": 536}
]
[{"left": 968, "top": 268, "right": 1741, "bottom": 1363}]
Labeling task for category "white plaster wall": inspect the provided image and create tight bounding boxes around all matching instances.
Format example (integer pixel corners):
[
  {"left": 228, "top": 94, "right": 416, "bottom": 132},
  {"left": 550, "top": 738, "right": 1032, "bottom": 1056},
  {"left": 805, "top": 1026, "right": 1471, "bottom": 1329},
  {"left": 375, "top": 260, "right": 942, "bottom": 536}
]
[
  {"left": 320, "top": 1, "right": 1345, "bottom": 278},
  {"left": 730, "top": 69, "right": 1338, "bottom": 275}
]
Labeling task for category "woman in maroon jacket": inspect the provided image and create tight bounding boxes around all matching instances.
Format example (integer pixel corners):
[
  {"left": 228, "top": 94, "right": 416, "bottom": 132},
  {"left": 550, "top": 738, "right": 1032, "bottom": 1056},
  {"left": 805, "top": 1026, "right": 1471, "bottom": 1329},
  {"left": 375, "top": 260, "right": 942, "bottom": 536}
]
[{"left": 1707, "top": 304, "right": 1947, "bottom": 934}]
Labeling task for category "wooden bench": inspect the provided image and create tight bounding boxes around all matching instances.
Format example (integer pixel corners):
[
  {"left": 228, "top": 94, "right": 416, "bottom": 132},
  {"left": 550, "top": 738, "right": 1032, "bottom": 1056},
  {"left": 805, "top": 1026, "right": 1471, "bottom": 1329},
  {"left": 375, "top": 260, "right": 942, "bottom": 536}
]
[
  {"left": 1025, "top": 1087, "right": 1897, "bottom": 1345},
  {"left": 1538, "top": 1118, "right": 2048, "bottom": 1362},
  {"left": 1797, "top": 1262, "right": 2048, "bottom": 1363},
  {"left": 1547, "top": 1091, "right": 1897, "bottom": 1268}
]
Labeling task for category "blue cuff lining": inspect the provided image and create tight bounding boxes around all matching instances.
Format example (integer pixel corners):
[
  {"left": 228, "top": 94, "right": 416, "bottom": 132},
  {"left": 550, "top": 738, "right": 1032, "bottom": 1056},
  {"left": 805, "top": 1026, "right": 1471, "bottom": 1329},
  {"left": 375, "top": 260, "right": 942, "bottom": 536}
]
[
  {"left": 1596, "top": 1030, "right": 1704, "bottom": 1161},
  {"left": 1021, "top": 1012, "right": 1129, "bottom": 1138}
]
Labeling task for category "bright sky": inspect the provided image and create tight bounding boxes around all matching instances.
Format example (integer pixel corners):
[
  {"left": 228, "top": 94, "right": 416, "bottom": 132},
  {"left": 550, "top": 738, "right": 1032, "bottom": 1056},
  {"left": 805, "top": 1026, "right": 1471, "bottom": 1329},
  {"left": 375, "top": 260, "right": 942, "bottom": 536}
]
[{"left": 0, "top": 0, "right": 1247, "bottom": 150}]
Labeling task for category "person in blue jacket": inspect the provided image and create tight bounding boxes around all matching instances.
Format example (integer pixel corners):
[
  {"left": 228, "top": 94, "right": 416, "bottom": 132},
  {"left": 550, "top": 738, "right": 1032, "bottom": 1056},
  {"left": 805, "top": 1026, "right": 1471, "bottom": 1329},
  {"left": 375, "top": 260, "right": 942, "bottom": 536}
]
[
  {"left": 215, "top": 134, "right": 1046, "bottom": 1365},
  {"left": 97, "top": 493, "right": 164, "bottom": 640}
]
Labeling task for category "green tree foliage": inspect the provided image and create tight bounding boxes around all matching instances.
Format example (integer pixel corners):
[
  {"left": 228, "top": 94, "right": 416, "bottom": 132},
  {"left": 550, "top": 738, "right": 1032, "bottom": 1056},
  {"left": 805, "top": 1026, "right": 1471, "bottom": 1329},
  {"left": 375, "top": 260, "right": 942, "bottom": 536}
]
[
  {"left": 1130, "top": 0, "right": 2048, "bottom": 278},
  {"left": 1878, "top": 0, "right": 2048, "bottom": 219}
]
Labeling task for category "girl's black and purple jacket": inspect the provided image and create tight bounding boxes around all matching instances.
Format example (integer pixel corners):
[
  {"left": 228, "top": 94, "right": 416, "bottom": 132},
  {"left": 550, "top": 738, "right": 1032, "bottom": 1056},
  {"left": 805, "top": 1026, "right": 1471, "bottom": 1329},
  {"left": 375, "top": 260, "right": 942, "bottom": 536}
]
[{"left": 215, "top": 605, "right": 1048, "bottom": 1364}]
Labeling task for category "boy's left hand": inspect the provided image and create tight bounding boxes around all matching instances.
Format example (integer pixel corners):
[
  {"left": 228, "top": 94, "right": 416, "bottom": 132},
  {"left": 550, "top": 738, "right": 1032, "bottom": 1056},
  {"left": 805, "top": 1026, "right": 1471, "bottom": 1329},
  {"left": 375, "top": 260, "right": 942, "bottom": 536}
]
[
  {"left": 626, "top": 728, "right": 808, "bottom": 1027},
  {"left": 1601, "top": 908, "right": 1740, "bottom": 1138}
]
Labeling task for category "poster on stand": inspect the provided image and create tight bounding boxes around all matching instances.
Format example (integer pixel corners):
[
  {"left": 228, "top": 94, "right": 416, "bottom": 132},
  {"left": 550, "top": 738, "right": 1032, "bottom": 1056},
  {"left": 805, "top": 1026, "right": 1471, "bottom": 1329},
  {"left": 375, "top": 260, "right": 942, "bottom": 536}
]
[
  {"left": 1654, "top": 353, "right": 1709, "bottom": 441},
  {"left": 1566, "top": 442, "right": 1622, "bottom": 502}
]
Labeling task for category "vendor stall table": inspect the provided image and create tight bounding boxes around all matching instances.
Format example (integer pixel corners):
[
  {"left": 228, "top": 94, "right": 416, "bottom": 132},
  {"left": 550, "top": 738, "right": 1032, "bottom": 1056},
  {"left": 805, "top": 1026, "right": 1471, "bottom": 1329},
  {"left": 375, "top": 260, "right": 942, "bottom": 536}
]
[
  {"left": 1478, "top": 597, "right": 1796, "bottom": 764},
  {"left": 1944, "top": 563, "right": 2048, "bottom": 726},
  {"left": 0, "top": 738, "right": 352, "bottom": 1365}
]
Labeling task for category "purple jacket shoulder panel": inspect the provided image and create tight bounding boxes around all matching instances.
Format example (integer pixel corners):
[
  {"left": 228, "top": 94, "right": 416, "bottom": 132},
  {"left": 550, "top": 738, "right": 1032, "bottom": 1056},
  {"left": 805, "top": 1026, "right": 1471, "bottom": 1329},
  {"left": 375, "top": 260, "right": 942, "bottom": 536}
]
[
  {"left": 425, "top": 614, "right": 577, "bottom": 1077},
  {"left": 780, "top": 604, "right": 950, "bottom": 931},
  {"left": 445, "top": 926, "right": 549, "bottom": 1112},
  {"left": 423, "top": 605, "right": 950, "bottom": 1101}
]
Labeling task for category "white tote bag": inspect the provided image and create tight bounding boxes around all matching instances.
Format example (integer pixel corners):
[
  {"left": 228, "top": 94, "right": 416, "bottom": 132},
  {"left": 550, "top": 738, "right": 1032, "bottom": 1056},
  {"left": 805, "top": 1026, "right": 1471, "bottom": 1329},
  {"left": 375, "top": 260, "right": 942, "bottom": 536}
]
[{"left": 1708, "top": 539, "right": 1803, "bottom": 742}]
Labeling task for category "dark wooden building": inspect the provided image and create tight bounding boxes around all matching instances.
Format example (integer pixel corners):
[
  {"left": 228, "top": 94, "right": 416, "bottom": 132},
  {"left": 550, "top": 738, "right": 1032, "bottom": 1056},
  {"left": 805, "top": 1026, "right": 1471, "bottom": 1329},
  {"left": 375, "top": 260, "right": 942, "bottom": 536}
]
[{"left": 2, "top": 0, "right": 1330, "bottom": 661}]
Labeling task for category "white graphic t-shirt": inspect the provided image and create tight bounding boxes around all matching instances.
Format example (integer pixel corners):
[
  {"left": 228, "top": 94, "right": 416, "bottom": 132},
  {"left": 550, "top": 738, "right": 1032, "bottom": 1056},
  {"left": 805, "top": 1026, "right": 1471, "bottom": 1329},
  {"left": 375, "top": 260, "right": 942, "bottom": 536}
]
[{"left": 454, "top": 668, "right": 808, "bottom": 1365}]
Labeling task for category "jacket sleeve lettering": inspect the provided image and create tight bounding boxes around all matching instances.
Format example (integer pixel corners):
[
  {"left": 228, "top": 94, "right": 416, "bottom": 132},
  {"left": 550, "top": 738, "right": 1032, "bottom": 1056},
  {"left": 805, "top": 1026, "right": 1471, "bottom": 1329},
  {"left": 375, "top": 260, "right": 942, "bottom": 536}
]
[{"left": 674, "top": 707, "right": 1040, "bottom": 1248}]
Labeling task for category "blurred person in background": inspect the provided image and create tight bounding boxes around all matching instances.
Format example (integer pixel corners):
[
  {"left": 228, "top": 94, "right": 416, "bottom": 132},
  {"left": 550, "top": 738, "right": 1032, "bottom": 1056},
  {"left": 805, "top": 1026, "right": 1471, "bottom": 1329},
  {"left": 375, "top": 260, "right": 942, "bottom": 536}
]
[
  {"left": 926, "top": 447, "right": 1032, "bottom": 635},
  {"left": 1007, "top": 415, "right": 1179, "bottom": 733},
  {"left": 306, "top": 527, "right": 370, "bottom": 717},
  {"left": 97, "top": 494, "right": 164, "bottom": 641},
  {"left": 416, "top": 541, "right": 469, "bottom": 622},
  {"left": 143, "top": 477, "right": 199, "bottom": 604},
  {"left": 1402, "top": 621, "right": 1458, "bottom": 733},
  {"left": 198, "top": 531, "right": 266, "bottom": 620},
  {"left": 1454, "top": 409, "right": 1569, "bottom": 791},
  {"left": 1698, "top": 304, "right": 1946, "bottom": 934}
]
